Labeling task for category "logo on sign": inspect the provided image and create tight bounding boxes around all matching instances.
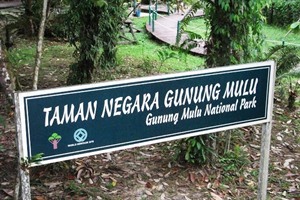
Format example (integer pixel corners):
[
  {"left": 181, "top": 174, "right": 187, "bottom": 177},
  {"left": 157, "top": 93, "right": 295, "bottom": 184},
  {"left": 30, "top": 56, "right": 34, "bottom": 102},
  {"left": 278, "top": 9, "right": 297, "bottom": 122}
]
[
  {"left": 67, "top": 128, "right": 94, "bottom": 148},
  {"left": 73, "top": 128, "right": 88, "bottom": 142},
  {"left": 48, "top": 132, "right": 62, "bottom": 150}
]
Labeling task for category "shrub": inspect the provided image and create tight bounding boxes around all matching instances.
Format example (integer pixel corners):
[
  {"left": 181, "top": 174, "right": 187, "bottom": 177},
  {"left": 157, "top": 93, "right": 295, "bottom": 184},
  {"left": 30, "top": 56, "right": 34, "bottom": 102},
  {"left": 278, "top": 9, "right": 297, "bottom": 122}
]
[
  {"left": 265, "top": 45, "right": 300, "bottom": 77},
  {"left": 175, "top": 135, "right": 214, "bottom": 165},
  {"left": 264, "top": 0, "right": 300, "bottom": 27}
]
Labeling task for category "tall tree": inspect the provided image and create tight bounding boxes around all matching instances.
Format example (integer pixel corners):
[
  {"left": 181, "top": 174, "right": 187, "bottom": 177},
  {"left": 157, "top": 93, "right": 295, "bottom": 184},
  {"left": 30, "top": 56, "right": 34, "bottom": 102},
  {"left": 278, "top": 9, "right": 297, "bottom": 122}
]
[
  {"left": 66, "top": 0, "right": 124, "bottom": 84},
  {"left": 98, "top": 0, "right": 124, "bottom": 69},
  {"left": 21, "top": 0, "right": 65, "bottom": 37},
  {"left": 204, "top": 0, "right": 267, "bottom": 67},
  {"left": 22, "top": 0, "right": 35, "bottom": 36},
  {"left": 178, "top": 0, "right": 270, "bottom": 164},
  {"left": 181, "top": 0, "right": 268, "bottom": 67}
]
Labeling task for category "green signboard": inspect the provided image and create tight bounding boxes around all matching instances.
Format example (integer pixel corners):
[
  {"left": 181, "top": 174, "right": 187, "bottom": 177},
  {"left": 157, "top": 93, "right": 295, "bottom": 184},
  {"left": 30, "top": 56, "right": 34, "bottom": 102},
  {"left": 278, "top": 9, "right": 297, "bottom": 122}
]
[{"left": 16, "top": 61, "right": 275, "bottom": 166}]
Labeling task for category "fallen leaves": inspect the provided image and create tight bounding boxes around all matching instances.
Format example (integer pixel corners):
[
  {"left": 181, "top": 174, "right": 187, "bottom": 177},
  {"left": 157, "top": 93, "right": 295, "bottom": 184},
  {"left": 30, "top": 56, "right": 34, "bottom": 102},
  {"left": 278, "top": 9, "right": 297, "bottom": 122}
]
[
  {"left": 283, "top": 158, "right": 295, "bottom": 169},
  {"left": 189, "top": 172, "right": 196, "bottom": 183},
  {"left": 2, "top": 189, "right": 13, "bottom": 197},
  {"left": 75, "top": 161, "right": 94, "bottom": 181},
  {"left": 145, "top": 181, "right": 153, "bottom": 189},
  {"left": 210, "top": 192, "right": 223, "bottom": 200},
  {"left": 144, "top": 189, "right": 153, "bottom": 196},
  {"left": 44, "top": 181, "right": 62, "bottom": 189}
]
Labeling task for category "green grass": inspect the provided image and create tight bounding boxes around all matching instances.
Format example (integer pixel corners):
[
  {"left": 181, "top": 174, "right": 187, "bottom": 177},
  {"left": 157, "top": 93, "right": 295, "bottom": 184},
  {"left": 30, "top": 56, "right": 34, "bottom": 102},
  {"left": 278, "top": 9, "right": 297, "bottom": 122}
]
[
  {"left": 185, "top": 17, "right": 207, "bottom": 39},
  {"left": 118, "top": 17, "right": 205, "bottom": 72},
  {"left": 262, "top": 24, "right": 300, "bottom": 48},
  {"left": 7, "top": 40, "right": 74, "bottom": 69},
  {"left": 184, "top": 17, "right": 300, "bottom": 50},
  {"left": 7, "top": 44, "right": 36, "bottom": 67},
  {"left": 8, "top": 17, "right": 205, "bottom": 75},
  {"left": 7, "top": 16, "right": 300, "bottom": 82}
]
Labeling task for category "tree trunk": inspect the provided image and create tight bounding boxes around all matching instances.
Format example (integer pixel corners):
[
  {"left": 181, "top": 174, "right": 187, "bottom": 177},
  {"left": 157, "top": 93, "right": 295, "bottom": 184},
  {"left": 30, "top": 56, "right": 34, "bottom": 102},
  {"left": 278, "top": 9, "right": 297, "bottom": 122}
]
[
  {"left": 23, "top": 0, "right": 35, "bottom": 36},
  {"left": 52, "top": 140, "right": 58, "bottom": 149},
  {"left": 32, "top": 0, "right": 48, "bottom": 90}
]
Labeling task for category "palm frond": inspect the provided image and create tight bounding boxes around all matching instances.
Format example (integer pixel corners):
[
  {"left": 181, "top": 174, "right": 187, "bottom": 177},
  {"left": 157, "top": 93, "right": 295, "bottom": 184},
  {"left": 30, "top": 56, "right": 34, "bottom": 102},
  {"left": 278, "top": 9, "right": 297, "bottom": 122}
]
[
  {"left": 267, "top": 45, "right": 300, "bottom": 76},
  {"left": 177, "top": 1, "right": 204, "bottom": 48}
]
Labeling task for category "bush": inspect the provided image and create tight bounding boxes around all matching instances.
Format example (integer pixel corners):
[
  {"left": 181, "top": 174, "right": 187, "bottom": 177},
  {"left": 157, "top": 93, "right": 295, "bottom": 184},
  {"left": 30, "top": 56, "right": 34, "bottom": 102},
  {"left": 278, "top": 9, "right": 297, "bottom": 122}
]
[
  {"left": 219, "top": 145, "right": 250, "bottom": 173},
  {"left": 175, "top": 135, "right": 213, "bottom": 165},
  {"left": 266, "top": 45, "right": 300, "bottom": 76},
  {"left": 264, "top": 0, "right": 300, "bottom": 27}
]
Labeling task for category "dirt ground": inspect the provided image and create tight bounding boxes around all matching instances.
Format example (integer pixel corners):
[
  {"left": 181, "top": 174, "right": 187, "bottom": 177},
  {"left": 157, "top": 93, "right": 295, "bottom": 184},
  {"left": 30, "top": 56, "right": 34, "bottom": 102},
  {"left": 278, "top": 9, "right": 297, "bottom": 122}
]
[{"left": 0, "top": 50, "right": 300, "bottom": 200}]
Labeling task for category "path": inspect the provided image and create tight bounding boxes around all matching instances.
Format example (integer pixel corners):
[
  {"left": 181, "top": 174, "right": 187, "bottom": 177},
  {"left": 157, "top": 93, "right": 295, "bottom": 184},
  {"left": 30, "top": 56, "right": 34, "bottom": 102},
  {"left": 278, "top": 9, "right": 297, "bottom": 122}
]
[{"left": 144, "top": 5, "right": 206, "bottom": 55}]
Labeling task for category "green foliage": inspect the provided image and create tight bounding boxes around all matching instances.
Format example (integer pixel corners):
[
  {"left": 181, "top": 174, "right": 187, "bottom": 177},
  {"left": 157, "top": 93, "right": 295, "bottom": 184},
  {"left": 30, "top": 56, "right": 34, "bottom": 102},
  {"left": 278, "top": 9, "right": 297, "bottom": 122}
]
[
  {"left": 66, "top": 0, "right": 104, "bottom": 84},
  {"left": 0, "top": 9, "right": 20, "bottom": 23},
  {"left": 0, "top": 7, "right": 21, "bottom": 34},
  {"left": 219, "top": 145, "right": 250, "bottom": 173},
  {"left": 290, "top": 21, "right": 300, "bottom": 31},
  {"left": 156, "top": 47, "right": 178, "bottom": 69},
  {"left": 21, "top": 153, "right": 44, "bottom": 168},
  {"left": 45, "top": 12, "right": 68, "bottom": 39},
  {"left": 7, "top": 46, "right": 36, "bottom": 68},
  {"left": 48, "top": 132, "right": 62, "bottom": 141},
  {"left": 98, "top": 1, "right": 125, "bottom": 69},
  {"left": 141, "top": 56, "right": 155, "bottom": 74},
  {"left": 92, "top": 0, "right": 107, "bottom": 7},
  {"left": 178, "top": 1, "right": 205, "bottom": 47},
  {"left": 21, "top": 0, "right": 67, "bottom": 36},
  {"left": 218, "top": 145, "right": 250, "bottom": 184},
  {"left": 264, "top": 0, "right": 300, "bottom": 27},
  {"left": 67, "top": 63, "right": 85, "bottom": 85},
  {"left": 117, "top": 17, "right": 205, "bottom": 72},
  {"left": 66, "top": 180, "right": 85, "bottom": 195},
  {"left": 140, "top": 40, "right": 154, "bottom": 73},
  {"left": 204, "top": 0, "right": 268, "bottom": 67},
  {"left": 177, "top": 135, "right": 213, "bottom": 165},
  {"left": 179, "top": 0, "right": 268, "bottom": 67},
  {"left": 30, "top": 152, "right": 44, "bottom": 162},
  {"left": 184, "top": 18, "right": 207, "bottom": 39},
  {"left": 266, "top": 45, "right": 300, "bottom": 76},
  {"left": 176, "top": 0, "right": 269, "bottom": 165},
  {"left": 65, "top": 0, "right": 125, "bottom": 84}
]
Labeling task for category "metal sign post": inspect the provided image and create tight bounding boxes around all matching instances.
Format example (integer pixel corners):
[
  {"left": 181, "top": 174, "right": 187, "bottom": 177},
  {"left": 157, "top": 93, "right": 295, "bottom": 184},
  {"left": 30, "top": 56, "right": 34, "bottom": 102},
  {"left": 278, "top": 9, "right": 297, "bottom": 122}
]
[
  {"left": 15, "top": 94, "right": 31, "bottom": 200},
  {"left": 258, "top": 60, "right": 275, "bottom": 200},
  {"left": 258, "top": 122, "right": 273, "bottom": 200},
  {"left": 15, "top": 61, "right": 275, "bottom": 199}
]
